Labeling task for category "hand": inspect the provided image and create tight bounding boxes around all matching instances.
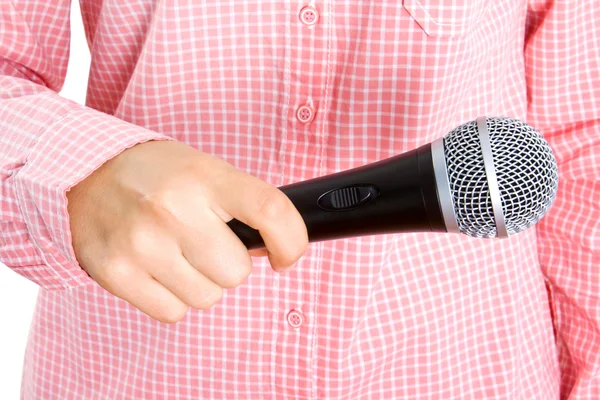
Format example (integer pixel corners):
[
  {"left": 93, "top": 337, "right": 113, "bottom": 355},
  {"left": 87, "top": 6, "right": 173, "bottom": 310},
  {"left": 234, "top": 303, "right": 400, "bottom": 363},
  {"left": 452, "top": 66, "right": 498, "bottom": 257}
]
[{"left": 66, "top": 140, "right": 308, "bottom": 323}]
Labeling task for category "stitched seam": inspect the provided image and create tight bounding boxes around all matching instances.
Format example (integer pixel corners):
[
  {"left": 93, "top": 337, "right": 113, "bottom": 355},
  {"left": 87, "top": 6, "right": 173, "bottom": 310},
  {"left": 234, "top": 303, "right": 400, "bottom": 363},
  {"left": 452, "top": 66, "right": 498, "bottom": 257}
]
[{"left": 408, "top": 0, "right": 489, "bottom": 27}]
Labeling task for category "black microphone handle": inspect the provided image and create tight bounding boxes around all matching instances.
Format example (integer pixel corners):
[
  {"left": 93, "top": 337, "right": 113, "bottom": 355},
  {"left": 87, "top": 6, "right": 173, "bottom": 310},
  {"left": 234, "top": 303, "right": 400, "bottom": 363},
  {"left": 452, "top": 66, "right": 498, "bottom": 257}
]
[{"left": 226, "top": 143, "right": 448, "bottom": 250}]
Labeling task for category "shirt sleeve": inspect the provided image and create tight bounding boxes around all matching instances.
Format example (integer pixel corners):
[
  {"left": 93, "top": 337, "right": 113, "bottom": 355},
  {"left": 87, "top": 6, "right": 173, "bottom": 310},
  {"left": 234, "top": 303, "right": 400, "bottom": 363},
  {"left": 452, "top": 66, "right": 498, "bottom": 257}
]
[
  {"left": 0, "top": 1, "right": 172, "bottom": 290},
  {"left": 525, "top": 1, "right": 600, "bottom": 397}
]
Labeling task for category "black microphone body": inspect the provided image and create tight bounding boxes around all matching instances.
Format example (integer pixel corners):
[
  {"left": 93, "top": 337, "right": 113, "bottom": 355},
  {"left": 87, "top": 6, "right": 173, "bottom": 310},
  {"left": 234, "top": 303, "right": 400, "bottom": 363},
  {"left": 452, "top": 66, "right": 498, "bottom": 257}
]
[
  {"left": 227, "top": 117, "right": 559, "bottom": 249},
  {"left": 227, "top": 143, "right": 446, "bottom": 250}
]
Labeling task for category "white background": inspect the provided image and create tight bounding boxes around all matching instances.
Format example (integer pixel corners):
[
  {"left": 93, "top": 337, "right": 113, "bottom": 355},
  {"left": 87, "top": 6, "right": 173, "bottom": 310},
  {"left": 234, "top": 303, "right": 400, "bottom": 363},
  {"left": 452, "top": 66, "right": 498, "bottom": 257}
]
[{"left": 0, "top": 2, "right": 91, "bottom": 398}]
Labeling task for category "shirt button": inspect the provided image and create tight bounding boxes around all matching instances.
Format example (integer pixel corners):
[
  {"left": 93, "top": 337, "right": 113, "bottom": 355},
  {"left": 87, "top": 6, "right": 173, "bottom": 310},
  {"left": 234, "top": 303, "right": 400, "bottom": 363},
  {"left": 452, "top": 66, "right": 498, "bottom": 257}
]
[
  {"left": 296, "top": 104, "right": 315, "bottom": 124},
  {"left": 287, "top": 309, "right": 304, "bottom": 329},
  {"left": 299, "top": 6, "right": 319, "bottom": 26}
]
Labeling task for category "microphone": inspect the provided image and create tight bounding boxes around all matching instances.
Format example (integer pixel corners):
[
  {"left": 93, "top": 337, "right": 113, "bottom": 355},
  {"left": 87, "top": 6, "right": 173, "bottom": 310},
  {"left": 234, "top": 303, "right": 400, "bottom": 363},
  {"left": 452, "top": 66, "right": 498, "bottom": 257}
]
[{"left": 227, "top": 117, "right": 559, "bottom": 249}]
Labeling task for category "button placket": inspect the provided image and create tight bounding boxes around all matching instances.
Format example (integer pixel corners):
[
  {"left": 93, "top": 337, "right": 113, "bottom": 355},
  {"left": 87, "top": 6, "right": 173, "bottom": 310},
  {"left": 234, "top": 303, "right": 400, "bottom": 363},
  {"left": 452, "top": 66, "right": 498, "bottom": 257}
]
[{"left": 271, "top": 3, "right": 328, "bottom": 397}]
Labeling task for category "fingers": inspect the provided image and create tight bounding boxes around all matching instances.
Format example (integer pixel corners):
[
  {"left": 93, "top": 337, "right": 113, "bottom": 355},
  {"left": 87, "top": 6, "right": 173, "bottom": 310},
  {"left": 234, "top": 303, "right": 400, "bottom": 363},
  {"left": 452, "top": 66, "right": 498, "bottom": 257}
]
[
  {"left": 93, "top": 261, "right": 189, "bottom": 324},
  {"left": 147, "top": 251, "right": 223, "bottom": 310},
  {"left": 211, "top": 173, "right": 308, "bottom": 271},
  {"left": 91, "top": 208, "right": 267, "bottom": 325},
  {"left": 177, "top": 210, "right": 254, "bottom": 288}
]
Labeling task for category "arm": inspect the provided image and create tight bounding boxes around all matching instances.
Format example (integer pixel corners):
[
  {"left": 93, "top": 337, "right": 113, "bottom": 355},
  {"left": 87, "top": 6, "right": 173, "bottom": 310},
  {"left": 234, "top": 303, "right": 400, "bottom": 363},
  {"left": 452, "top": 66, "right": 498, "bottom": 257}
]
[
  {"left": 0, "top": 0, "right": 171, "bottom": 290},
  {"left": 1, "top": 1, "right": 308, "bottom": 324},
  {"left": 525, "top": 0, "right": 600, "bottom": 397}
]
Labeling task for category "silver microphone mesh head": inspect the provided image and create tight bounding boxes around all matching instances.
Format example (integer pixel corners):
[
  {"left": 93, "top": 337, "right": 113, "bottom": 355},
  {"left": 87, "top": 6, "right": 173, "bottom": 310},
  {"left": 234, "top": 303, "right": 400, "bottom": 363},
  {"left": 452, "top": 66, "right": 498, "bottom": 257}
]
[{"left": 443, "top": 117, "right": 558, "bottom": 238}]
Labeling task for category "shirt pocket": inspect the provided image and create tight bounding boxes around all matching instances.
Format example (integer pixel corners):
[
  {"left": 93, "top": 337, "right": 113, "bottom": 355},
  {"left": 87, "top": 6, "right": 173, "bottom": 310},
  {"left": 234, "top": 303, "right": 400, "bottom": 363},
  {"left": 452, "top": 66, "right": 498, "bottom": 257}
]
[{"left": 402, "top": 0, "right": 491, "bottom": 37}]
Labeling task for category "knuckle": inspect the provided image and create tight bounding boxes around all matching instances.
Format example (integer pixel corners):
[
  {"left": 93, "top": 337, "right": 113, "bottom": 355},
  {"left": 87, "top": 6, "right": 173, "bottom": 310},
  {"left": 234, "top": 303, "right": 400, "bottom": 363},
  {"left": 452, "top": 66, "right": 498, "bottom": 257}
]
[
  {"left": 277, "top": 252, "right": 302, "bottom": 269},
  {"left": 192, "top": 287, "right": 223, "bottom": 310},
  {"left": 140, "top": 175, "right": 200, "bottom": 214},
  {"left": 271, "top": 232, "right": 308, "bottom": 268},
  {"left": 294, "top": 237, "right": 309, "bottom": 260},
  {"left": 129, "top": 227, "right": 157, "bottom": 255},
  {"left": 98, "top": 259, "right": 134, "bottom": 289},
  {"left": 221, "top": 262, "right": 252, "bottom": 288},
  {"left": 157, "top": 303, "right": 188, "bottom": 324},
  {"left": 149, "top": 184, "right": 179, "bottom": 209},
  {"left": 255, "top": 189, "right": 291, "bottom": 221}
]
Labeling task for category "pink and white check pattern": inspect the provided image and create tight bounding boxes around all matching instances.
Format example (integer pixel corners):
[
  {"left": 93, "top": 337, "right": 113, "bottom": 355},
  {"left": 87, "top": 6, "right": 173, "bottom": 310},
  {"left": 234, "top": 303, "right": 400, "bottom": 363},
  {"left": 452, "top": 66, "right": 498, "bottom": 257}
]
[{"left": 1, "top": 1, "right": 599, "bottom": 399}]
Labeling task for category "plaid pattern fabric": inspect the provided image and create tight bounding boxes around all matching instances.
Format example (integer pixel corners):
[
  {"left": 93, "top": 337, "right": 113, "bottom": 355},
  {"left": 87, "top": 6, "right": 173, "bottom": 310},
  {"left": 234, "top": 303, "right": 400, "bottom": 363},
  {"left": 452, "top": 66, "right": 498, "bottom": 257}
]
[{"left": 1, "top": 1, "right": 598, "bottom": 398}]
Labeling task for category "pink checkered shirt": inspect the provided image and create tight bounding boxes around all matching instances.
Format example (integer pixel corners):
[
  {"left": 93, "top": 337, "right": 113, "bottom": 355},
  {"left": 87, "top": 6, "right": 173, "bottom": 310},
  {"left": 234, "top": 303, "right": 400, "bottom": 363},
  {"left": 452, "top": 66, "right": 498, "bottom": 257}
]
[{"left": 1, "top": 1, "right": 599, "bottom": 399}]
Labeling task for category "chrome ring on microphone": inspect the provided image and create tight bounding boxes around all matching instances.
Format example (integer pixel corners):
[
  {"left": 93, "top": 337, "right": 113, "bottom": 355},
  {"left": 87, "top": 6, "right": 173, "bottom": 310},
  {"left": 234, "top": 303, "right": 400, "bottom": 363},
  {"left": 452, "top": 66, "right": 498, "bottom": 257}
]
[
  {"left": 477, "top": 116, "right": 509, "bottom": 238},
  {"left": 431, "top": 137, "right": 459, "bottom": 234}
]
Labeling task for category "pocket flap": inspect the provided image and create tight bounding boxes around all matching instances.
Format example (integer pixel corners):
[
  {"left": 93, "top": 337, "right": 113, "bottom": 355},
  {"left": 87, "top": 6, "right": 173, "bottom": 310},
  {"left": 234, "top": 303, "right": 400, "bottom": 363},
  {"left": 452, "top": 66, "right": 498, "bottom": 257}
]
[{"left": 403, "top": 0, "right": 490, "bottom": 37}]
